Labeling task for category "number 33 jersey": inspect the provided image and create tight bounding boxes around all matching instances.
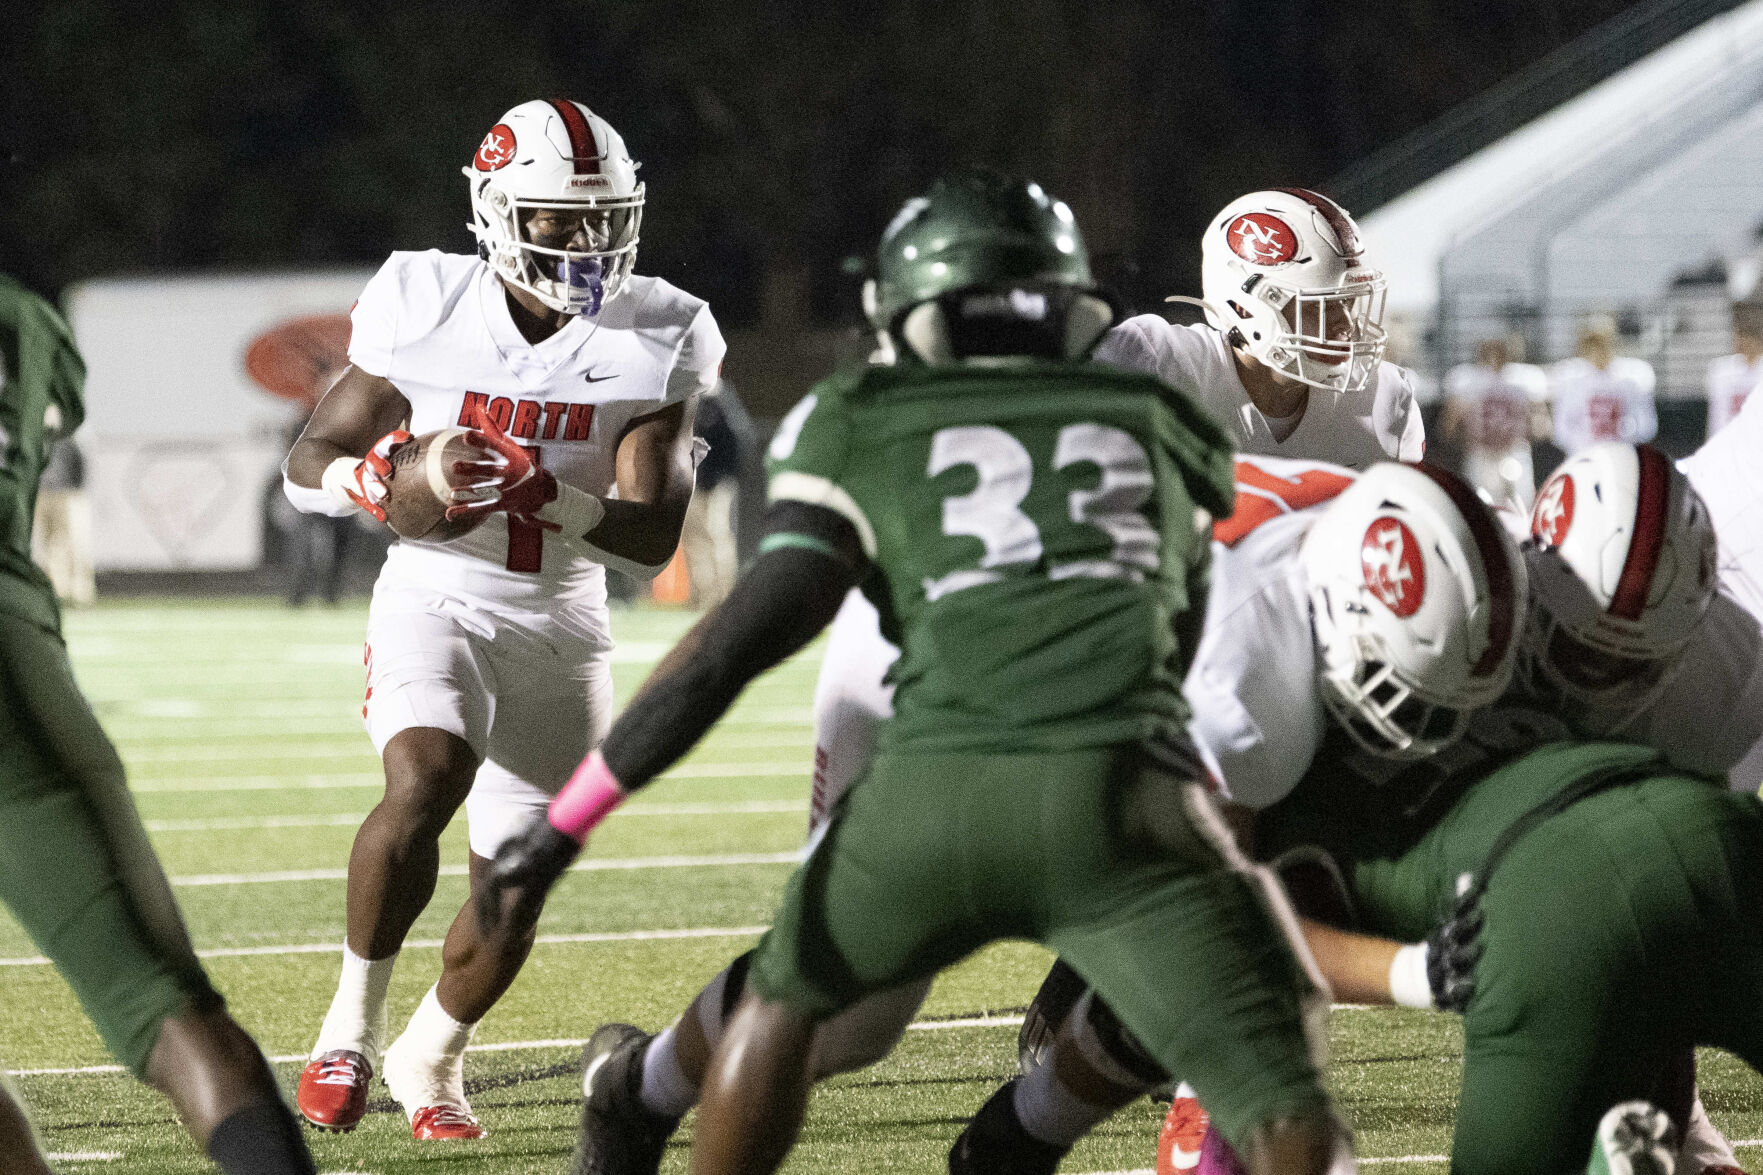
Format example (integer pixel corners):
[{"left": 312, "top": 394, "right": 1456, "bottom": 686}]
[
  {"left": 767, "top": 361, "right": 1236, "bottom": 756},
  {"left": 348, "top": 250, "right": 724, "bottom": 626}
]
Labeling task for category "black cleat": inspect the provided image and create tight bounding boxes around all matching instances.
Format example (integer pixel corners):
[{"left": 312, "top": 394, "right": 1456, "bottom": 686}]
[
  {"left": 572, "top": 1023, "right": 682, "bottom": 1175},
  {"left": 949, "top": 1078, "right": 1068, "bottom": 1175}
]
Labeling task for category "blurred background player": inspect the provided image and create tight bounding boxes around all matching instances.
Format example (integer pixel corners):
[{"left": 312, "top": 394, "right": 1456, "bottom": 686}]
[
  {"left": 281, "top": 98, "right": 723, "bottom": 1140},
  {"left": 0, "top": 271, "right": 317, "bottom": 1174},
  {"left": 282, "top": 405, "right": 358, "bottom": 607},
  {"left": 28, "top": 403, "right": 94, "bottom": 608},
  {"left": 1440, "top": 337, "right": 1549, "bottom": 512},
  {"left": 484, "top": 170, "right": 1358, "bottom": 1175},
  {"left": 680, "top": 382, "right": 757, "bottom": 609},
  {"left": 1548, "top": 318, "right": 1657, "bottom": 456},
  {"left": 1702, "top": 300, "right": 1763, "bottom": 440}
]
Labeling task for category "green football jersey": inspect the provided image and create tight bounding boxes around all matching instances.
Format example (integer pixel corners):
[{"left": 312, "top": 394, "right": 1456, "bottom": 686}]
[
  {"left": 767, "top": 360, "right": 1235, "bottom": 754},
  {"left": 0, "top": 275, "right": 86, "bottom": 635}
]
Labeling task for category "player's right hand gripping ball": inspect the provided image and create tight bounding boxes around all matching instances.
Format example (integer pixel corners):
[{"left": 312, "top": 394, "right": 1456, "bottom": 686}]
[
  {"left": 1426, "top": 872, "right": 1485, "bottom": 1014},
  {"left": 477, "top": 822, "right": 581, "bottom": 937},
  {"left": 446, "top": 401, "right": 560, "bottom": 524}
]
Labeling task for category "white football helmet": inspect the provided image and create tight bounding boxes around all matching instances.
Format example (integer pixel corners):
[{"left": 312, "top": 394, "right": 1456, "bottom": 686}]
[
  {"left": 1300, "top": 462, "right": 1526, "bottom": 759},
  {"left": 1171, "top": 188, "right": 1387, "bottom": 394},
  {"left": 1519, "top": 442, "right": 1717, "bottom": 727},
  {"left": 462, "top": 99, "right": 643, "bottom": 316}
]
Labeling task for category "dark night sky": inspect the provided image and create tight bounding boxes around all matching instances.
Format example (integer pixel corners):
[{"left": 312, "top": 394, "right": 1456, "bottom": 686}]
[{"left": 1, "top": 1, "right": 1647, "bottom": 323}]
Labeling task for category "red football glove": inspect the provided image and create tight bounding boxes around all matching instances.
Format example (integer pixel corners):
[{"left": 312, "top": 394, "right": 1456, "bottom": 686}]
[
  {"left": 446, "top": 402, "right": 560, "bottom": 526},
  {"left": 343, "top": 430, "right": 411, "bottom": 522}
]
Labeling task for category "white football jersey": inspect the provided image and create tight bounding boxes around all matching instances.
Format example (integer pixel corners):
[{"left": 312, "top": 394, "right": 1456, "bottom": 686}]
[
  {"left": 1183, "top": 457, "right": 1358, "bottom": 809},
  {"left": 1626, "top": 589, "right": 1763, "bottom": 779},
  {"left": 348, "top": 250, "right": 724, "bottom": 633},
  {"left": 1681, "top": 392, "right": 1763, "bottom": 623},
  {"left": 1443, "top": 361, "right": 1546, "bottom": 453},
  {"left": 1094, "top": 317, "right": 1424, "bottom": 469},
  {"left": 1704, "top": 352, "right": 1762, "bottom": 438},
  {"left": 1548, "top": 355, "right": 1657, "bottom": 456}
]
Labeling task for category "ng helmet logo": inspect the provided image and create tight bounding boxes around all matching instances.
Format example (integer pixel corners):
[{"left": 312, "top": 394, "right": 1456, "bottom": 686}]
[
  {"left": 1225, "top": 213, "right": 1297, "bottom": 265},
  {"left": 1531, "top": 474, "right": 1575, "bottom": 548},
  {"left": 1360, "top": 517, "right": 1425, "bottom": 618}
]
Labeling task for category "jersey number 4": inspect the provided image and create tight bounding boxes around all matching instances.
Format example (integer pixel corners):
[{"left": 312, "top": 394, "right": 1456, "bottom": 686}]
[{"left": 923, "top": 423, "right": 1159, "bottom": 601}]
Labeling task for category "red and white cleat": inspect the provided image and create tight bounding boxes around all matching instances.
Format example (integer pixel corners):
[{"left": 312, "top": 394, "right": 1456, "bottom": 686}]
[
  {"left": 296, "top": 1050, "right": 373, "bottom": 1132},
  {"left": 410, "top": 1104, "right": 486, "bottom": 1141},
  {"left": 1156, "top": 1086, "right": 1209, "bottom": 1174}
]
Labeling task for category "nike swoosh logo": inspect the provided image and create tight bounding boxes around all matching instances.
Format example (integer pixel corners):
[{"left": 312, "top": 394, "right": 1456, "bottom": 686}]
[{"left": 582, "top": 371, "right": 618, "bottom": 383}]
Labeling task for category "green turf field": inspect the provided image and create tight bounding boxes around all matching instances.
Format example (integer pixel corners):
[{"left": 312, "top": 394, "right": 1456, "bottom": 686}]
[{"left": 5, "top": 599, "right": 1762, "bottom": 1173}]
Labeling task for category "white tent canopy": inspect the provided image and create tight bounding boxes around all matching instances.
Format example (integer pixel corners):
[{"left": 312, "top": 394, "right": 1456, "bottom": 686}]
[{"left": 1360, "top": 0, "right": 1763, "bottom": 334}]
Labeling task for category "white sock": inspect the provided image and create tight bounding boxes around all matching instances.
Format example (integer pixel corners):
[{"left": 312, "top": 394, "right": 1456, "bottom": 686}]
[
  {"left": 637, "top": 1025, "right": 698, "bottom": 1118},
  {"left": 1011, "top": 1060, "right": 1113, "bottom": 1149},
  {"left": 385, "top": 986, "right": 479, "bottom": 1110},
  {"left": 1680, "top": 1085, "right": 1740, "bottom": 1170},
  {"left": 311, "top": 945, "right": 397, "bottom": 1065}
]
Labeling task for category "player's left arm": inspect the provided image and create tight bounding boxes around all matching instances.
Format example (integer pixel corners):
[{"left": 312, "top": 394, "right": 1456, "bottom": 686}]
[
  {"left": 584, "top": 396, "right": 702, "bottom": 569},
  {"left": 475, "top": 499, "right": 867, "bottom": 932}
]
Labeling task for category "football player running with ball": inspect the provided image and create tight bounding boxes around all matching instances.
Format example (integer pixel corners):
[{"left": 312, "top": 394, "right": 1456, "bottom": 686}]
[
  {"left": 0, "top": 274, "right": 318, "bottom": 1174},
  {"left": 281, "top": 99, "right": 723, "bottom": 1140},
  {"left": 483, "top": 170, "right": 1362, "bottom": 1175}
]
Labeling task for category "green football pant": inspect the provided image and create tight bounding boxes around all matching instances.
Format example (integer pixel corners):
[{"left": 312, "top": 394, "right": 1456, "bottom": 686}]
[
  {"left": 746, "top": 744, "right": 1333, "bottom": 1150},
  {"left": 1270, "top": 743, "right": 1763, "bottom": 1175},
  {"left": 0, "top": 612, "right": 218, "bottom": 1077}
]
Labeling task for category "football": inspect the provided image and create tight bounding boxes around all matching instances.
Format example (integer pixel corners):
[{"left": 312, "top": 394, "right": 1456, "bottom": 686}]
[{"left": 381, "top": 427, "right": 483, "bottom": 542}]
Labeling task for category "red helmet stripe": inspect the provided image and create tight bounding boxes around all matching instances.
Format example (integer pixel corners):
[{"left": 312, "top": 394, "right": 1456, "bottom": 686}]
[
  {"left": 1410, "top": 463, "right": 1516, "bottom": 677},
  {"left": 547, "top": 99, "right": 601, "bottom": 174},
  {"left": 1273, "top": 187, "right": 1362, "bottom": 258},
  {"left": 1609, "top": 444, "right": 1670, "bottom": 621}
]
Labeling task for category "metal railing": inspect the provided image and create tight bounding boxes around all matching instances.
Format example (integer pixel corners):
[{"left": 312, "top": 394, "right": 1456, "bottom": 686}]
[{"left": 1329, "top": 0, "right": 1749, "bottom": 214}]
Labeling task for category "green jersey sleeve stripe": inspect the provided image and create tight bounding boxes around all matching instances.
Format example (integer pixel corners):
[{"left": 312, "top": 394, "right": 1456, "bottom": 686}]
[
  {"left": 768, "top": 471, "right": 877, "bottom": 558},
  {"left": 759, "top": 532, "right": 845, "bottom": 561}
]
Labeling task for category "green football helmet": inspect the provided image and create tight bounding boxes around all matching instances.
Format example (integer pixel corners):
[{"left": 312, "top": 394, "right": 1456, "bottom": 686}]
[{"left": 864, "top": 170, "right": 1114, "bottom": 364}]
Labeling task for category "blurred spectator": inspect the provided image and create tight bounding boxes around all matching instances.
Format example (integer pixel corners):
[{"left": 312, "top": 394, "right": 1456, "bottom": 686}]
[
  {"left": 30, "top": 405, "right": 94, "bottom": 607},
  {"left": 1440, "top": 337, "right": 1549, "bottom": 511},
  {"left": 283, "top": 411, "right": 357, "bottom": 606},
  {"left": 681, "top": 383, "right": 757, "bottom": 609},
  {"left": 1548, "top": 318, "right": 1657, "bottom": 456},
  {"left": 1704, "top": 301, "right": 1763, "bottom": 439}
]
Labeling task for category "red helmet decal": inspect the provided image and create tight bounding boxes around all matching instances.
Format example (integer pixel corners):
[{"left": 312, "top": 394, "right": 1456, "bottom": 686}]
[
  {"left": 1531, "top": 474, "right": 1575, "bottom": 548},
  {"left": 474, "top": 124, "right": 517, "bottom": 171},
  {"left": 1225, "top": 213, "right": 1297, "bottom": 265},
  {"left": 1361, "top": 517, "right": 1426, "bottom": 618}
]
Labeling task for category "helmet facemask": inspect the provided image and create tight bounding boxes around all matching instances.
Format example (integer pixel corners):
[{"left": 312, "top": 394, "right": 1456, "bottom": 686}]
[
  {"left": 469, "top": 179, "right": 643, "bottom": 316},
  {"left": 1210, "top": 272, "right": 1387, "bottom": 394},
  {"left": 1514, "top": 580, "right": 1682, "bottom": 735},
  {"left": 1313, "top": 596, "right": 1471, "bottom": 760},
  {"left": 1266, "top": 277, "right": 1388, "bottom": 393}
]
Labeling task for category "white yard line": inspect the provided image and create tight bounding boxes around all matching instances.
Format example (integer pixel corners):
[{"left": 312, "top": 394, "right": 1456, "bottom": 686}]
[
  {"left": 3, "top": 1004, "right": 1420, "bottom": 1077},
  {"left": 1078, "top": 1162, "right": 1450, "bottom": 1175},
  {"left": 0, "top": 924, "right": 771, "bottom": 968},
  {"left": 128, "top": 762, "right": 807, "bottom": 792},
  {"left": 43, "top": 1154, "right": 121, "bottom": 1163},
  {"left": 143, "top": 800, "right": 808, "bottom": 832},
  {"left": 170, "top": 849, "right": 802, "bottom": 887}
]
